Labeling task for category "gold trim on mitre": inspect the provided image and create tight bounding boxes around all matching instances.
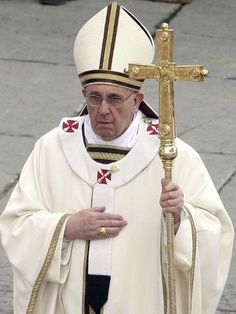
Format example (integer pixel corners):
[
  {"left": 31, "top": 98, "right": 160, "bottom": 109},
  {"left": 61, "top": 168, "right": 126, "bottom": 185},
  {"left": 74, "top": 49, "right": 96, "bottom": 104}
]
[
  {"left": 99, "top": 2, "right": 120, "bottom": 70},
  {"left": 74, "top": 2, "right": 154, "bottom": 91},
  {"left": 79, "top": 69, "right": 143, "bottom": 90}
]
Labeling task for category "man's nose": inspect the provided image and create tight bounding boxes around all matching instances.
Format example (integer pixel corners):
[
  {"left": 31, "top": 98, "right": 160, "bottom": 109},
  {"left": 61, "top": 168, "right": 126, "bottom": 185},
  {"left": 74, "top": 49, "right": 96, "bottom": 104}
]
[{"left": 98, "top": 99, "right": 111, "bottom": 114}]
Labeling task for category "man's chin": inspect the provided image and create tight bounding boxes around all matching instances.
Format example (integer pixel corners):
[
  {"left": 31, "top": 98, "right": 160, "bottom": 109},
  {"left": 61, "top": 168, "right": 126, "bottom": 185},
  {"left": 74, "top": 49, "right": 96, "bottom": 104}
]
[
  {"left": 99, "top": 133, "right": 115, "bottom": 141},
  {"left": 95, "top": 129, "right": 116, "bottom": 141},
  {"left": 93, "top": 125, "right": 117, "bottom": 141}
]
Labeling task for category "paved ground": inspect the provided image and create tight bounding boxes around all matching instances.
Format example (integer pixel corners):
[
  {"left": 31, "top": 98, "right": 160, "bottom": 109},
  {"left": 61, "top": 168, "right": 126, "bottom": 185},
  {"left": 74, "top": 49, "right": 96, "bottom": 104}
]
[{"left": 0, "top": 0, "right": 235, "bottom": 313}]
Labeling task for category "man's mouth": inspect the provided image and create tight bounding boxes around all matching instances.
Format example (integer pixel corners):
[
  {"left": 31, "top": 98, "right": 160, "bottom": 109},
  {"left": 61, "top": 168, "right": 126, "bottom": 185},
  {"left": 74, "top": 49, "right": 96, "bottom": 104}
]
[{"left": 97, "top": 121, "right": 112, "bottom": 124}]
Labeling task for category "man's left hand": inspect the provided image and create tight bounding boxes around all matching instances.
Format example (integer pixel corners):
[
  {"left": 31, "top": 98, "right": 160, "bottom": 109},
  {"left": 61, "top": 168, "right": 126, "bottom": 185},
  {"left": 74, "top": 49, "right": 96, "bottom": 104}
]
[{"left": 159, "top": 178, "right": 184, "bottom": 224}]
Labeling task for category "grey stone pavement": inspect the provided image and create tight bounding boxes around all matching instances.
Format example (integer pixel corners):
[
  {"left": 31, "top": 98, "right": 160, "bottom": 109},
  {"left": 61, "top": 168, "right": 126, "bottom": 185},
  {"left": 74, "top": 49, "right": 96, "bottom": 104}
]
[{"left": 0, "top": 0, "right": 235, "bottom": 312}]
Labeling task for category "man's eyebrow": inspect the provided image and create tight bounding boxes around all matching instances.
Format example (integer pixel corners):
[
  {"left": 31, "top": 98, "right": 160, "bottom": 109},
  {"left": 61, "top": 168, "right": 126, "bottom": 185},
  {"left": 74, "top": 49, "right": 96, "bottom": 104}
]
[
  {"left": 87, "top": 91, "right": 101, "bottom": 95},
  {"left": 86, "top": 91, "right": 123, "bottom": 98},
  {"left": 107, "top": 93, "right": 123, "bottom": 98}
]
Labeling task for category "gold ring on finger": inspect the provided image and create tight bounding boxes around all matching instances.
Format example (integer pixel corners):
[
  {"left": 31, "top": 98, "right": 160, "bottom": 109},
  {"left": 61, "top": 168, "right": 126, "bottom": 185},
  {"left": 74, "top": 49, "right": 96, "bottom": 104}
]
[{"left": 99, "top": 227, "right": 107, "bottom": 236}]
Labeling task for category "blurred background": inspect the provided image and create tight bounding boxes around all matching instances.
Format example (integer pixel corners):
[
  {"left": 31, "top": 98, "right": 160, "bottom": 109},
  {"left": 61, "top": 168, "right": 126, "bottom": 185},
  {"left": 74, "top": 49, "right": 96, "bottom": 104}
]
[{"left": 0, "top": 0, "right": 235, "bottom": 312}]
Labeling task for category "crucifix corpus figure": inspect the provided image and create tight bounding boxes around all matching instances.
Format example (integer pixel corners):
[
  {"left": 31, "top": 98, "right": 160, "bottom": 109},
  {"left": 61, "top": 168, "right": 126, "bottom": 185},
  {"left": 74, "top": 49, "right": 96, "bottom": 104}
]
[{"left": 0, "top": 3, "right": 234, "bottom": 314}]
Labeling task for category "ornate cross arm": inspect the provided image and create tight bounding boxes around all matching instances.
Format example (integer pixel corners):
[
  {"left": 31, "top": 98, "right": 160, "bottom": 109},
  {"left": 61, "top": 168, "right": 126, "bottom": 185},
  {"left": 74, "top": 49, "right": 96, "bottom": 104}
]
[
  {"left": 127, "top": 63, "right": 208, "bottom": 82},
  {"left": 171, "top": 65, "right": 208, "bottom": 81}
]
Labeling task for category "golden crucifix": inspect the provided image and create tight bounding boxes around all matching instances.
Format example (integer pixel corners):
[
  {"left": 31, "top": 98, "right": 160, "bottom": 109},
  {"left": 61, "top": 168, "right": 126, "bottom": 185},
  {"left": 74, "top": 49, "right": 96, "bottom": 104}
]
[{"left": 125, "top": 23, "right": 208, "bottom": 314}]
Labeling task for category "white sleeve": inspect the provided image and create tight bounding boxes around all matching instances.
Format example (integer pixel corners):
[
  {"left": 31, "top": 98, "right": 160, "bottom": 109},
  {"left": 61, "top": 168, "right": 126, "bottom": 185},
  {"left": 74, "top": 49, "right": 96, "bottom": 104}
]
[
  {"left": 0, "top": 139, "right": 72, "bottom": 312},
  {"left": 171, "top": 139, "right": 234, "bottom": 313}
]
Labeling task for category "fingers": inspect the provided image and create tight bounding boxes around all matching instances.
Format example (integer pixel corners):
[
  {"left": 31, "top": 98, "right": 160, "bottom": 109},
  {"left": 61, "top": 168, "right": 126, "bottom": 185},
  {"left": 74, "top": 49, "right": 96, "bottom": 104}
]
[
  {"left": 99, "top": 212, "right": 125, "bottom": 221},
  {"left": 161, "top": 179, "right": 179, "bottom": 193},
  {"left": 97, "top": 226, "right": 124, "bottom": 239},
  {"left": 161, "top": 194, "right": 184, "bottom": 207},
  {"left": 160, "top": 186, "right": 184, "bottom": 207},
  {"left": 65, "top": 206, "right": 128, "bottom": 241},
  {"left": 106, "top": 226, "right": 123, "bottom": 235},
  {"left": 99, "top": 219, "right": 127, "bottom": 228},
  {"left": 161, "top": 190, "right": 181, "bottom": 202},
  {"left": 160, "top": 179, "right": 183, "bottom": 201},
  {"left": 96, "top": 215, "right": 127, "bottom": 239},
  {"left": 88, "top": 206, "right": 106, "bottom": 212},
  {"left": 89, "top": 207, "right": 124, "bottom": 222},
  {"left": 89, "top": 207, "right": 124, "bottom": 221},
  {"left": 160, "top": 179, "right": 184, "bottom": 224}
]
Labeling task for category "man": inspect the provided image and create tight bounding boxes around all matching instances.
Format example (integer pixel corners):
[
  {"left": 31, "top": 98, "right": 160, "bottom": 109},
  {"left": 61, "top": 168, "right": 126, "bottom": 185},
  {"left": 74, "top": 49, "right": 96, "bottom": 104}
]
[{"left": 0, "top": 2, "right": 234, "bottom": 314}]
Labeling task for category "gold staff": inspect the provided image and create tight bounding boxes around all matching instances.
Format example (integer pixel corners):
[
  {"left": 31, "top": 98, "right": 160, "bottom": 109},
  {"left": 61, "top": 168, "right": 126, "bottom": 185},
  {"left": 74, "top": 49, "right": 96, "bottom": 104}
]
[{"left": 125, "top": 23, "right": 208, "bottom": 313}]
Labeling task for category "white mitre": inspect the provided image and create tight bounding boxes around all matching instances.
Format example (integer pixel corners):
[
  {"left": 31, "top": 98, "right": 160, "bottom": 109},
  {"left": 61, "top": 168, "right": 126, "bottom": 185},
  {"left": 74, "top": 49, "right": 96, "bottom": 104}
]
[{"left": 74, "top": 2, "right": 158, "bottom": 119}]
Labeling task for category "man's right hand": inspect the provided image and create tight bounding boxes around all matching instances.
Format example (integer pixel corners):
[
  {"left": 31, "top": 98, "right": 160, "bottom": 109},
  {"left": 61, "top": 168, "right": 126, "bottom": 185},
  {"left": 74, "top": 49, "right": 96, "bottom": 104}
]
[{"left": 64, "top": 207, "right": 127, "bottom": 241}]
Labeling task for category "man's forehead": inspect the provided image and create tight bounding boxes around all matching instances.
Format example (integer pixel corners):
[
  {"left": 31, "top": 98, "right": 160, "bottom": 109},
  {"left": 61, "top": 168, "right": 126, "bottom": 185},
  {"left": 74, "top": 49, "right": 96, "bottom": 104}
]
[{"left": 84, "top": 84, "right": 132, "bottom": 94}]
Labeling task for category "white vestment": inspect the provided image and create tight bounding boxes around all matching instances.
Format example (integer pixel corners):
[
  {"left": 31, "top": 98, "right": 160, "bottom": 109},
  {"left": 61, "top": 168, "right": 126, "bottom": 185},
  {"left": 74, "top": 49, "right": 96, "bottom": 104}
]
[{"left": 0, "top": 113, "right": 234, "bottom": 314}]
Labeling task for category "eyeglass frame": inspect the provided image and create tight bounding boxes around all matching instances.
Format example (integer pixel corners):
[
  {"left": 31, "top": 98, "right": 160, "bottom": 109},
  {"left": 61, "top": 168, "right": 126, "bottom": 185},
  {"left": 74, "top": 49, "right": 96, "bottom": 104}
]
[{"left": 85, "top": 90, "right": 137, "bottom": 108}]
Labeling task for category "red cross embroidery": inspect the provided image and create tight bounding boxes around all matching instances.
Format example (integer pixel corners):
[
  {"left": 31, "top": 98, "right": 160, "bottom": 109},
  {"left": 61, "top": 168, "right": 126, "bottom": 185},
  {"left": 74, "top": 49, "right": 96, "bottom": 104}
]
[
  {"left": 62, "top": 120, "right": 79, "bottom": 133},
  {"left": 147, "top": 123, "right": 159, "bottom": 135},
  {"left": 97, "top": 169, "right": 112, "bottom": 185}
]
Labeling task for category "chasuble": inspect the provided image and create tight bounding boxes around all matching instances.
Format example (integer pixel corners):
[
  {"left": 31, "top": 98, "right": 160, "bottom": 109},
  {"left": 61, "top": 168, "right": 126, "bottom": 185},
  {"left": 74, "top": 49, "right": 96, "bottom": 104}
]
[{"left": 0, "top": 113, "right": 233, "bottom": 314}]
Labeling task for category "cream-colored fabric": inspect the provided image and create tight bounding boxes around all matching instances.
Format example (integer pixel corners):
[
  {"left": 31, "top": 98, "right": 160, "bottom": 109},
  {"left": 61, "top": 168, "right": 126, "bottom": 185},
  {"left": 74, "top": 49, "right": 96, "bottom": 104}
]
[
  {"left": 0, "top": 115, "right": 234, "bottom": 314},
  {"left": 74, "top": 3, "right": 154, "bottom": 86}
]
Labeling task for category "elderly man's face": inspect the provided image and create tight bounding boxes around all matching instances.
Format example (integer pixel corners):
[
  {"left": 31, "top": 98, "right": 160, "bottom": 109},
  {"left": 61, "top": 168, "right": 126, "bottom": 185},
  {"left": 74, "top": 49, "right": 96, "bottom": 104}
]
[{"left": 84, "top": 84, "right": 143, "bottom": 141}]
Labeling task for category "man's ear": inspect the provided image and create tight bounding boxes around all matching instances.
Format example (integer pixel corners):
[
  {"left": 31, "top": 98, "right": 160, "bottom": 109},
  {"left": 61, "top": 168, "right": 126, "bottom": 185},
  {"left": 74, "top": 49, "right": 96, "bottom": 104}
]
[
  {"left": 82, "top": 88, "right": 86, "bottom": 97},
  {"left": 133, "top": 92, "right": 144, "bottom": 112}
]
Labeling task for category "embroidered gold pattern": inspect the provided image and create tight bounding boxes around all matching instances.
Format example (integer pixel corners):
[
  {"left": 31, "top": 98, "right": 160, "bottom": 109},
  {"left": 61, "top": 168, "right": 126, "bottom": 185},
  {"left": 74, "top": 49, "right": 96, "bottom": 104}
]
[
  {"left": 86, "top": 143, "right": 130, "bottom": 152},
  {"left": 143, "top": 118, "right": 152, "bottom": 124},
  {"left": 80, "top": 72, "right": 143, "bottom": 89},
  {"left": 26, "top": 214, "right": 70, "bottom": 314},
  {"left": 88, "top": 151, "right": 125, "bottom": 161},
  {"left": 109, "top": 165, "right": 120, "bottom": 174}
]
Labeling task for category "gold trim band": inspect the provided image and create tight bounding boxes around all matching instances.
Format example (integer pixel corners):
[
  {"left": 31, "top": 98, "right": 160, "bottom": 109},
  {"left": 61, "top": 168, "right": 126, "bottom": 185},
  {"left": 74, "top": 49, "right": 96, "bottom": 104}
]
[
  {"left": 80, "top": 71, "right": 143, "bottom": 89},
  {"left": 87, "top": 143, "right": 130, "bottom": 152},
  {"left": 88, "top": 151, "right": 125, "bottom": 162},
  {"left": 99, "top": 3, "right": 120, "bottom": 70},
  {"left": 26, "top": 214, "right": 70, "bottom": 314}
]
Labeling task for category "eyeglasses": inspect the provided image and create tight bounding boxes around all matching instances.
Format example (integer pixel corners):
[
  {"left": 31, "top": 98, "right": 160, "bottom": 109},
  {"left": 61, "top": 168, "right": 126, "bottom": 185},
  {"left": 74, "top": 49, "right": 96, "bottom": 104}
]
[{"left": 85, "top": 91, "right": 136, "bottom": 108}]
